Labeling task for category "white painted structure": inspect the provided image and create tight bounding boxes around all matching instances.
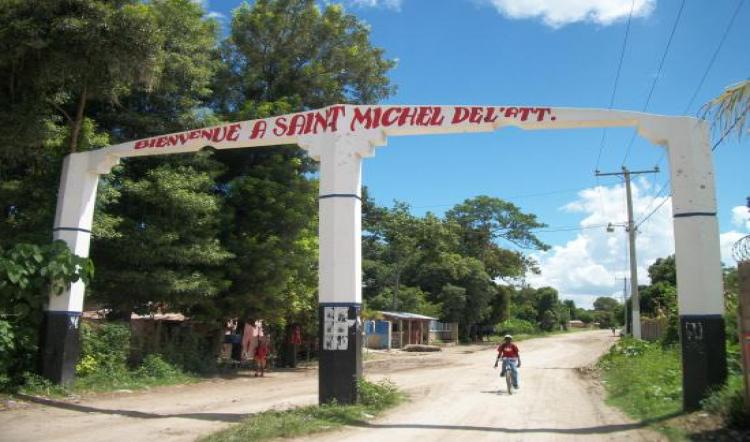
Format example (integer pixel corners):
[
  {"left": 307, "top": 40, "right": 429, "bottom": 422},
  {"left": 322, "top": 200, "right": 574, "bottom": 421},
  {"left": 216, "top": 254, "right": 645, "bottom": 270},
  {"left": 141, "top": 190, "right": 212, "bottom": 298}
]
[{"left": 47, "top": 104, "right": 725, "bottom": 407}]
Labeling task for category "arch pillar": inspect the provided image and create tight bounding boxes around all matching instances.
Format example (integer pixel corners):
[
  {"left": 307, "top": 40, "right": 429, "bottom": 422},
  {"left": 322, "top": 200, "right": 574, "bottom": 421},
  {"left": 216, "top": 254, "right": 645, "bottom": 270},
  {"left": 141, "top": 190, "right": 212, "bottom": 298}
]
[
  {"left": 641, "top": 117, "right": 726, "bottom": 409},
  {"left": 40, "top": 153, "right": 111, "bottom": 383},
  {"left": 300, "top": 131, "right": 385, "bottom": 404}
]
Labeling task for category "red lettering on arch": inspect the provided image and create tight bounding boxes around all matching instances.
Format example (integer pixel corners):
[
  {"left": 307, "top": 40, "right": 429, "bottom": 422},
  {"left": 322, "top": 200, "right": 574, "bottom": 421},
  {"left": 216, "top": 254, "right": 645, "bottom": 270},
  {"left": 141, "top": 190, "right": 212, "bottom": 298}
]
[
  {"left": 451, "top": 107, "right": 470, "bottom": 124},
  {"left": 273, "top": 117, "right": 288, "bottom": 137},
  {"left": 351, "top": 108, "right": 374, "bottom": 131},
  {"left": 250, "top": 121, "right": 267, "bottom": 139},
  {"left": 382, "top": 107, "right": 401, "bottom": 127}
]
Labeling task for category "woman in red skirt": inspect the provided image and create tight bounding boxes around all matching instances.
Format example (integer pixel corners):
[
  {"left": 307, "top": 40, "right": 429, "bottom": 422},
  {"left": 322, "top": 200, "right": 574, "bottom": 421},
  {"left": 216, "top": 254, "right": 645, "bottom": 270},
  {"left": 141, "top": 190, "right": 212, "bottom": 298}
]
[{"left": 254, "top": 337, "right": 270, "bottom": 377}]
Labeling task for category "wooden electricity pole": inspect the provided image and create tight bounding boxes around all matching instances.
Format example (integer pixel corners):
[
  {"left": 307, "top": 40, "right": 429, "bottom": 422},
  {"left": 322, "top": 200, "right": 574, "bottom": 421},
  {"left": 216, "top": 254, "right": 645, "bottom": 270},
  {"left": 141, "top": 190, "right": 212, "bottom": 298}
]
[{"left": 596, "top": 167, "right": 659, "bottom": 339}]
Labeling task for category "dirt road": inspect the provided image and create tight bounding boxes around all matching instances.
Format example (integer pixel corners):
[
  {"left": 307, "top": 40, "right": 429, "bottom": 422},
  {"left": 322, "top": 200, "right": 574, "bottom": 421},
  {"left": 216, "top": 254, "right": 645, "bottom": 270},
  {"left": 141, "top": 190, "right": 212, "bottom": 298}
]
[{"left": 0, "top": 330, "right": 663, "bottom": 442}]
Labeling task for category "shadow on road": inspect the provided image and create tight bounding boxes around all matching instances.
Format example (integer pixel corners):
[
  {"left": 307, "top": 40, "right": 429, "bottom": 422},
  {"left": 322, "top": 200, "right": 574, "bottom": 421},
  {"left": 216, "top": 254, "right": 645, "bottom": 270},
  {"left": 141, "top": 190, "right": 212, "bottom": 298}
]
[
  {"left": 17, "top": 394, "right": 253, "bottom": 423},
  {"left": 350, "top": 412, "right": 682, "bottom": 435}
]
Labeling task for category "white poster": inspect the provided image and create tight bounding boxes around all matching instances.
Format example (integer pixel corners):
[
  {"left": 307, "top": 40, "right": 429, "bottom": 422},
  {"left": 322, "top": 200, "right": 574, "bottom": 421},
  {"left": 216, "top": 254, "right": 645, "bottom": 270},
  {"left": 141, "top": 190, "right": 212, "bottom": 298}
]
[{"left": 323, "top": 307, "right": 352, "bottom": 351}]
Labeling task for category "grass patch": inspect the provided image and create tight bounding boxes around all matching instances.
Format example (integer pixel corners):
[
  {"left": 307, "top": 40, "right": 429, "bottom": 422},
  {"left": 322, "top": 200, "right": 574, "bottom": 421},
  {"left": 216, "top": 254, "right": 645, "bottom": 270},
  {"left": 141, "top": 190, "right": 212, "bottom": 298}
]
[
  {"left": 598, "top": 338, "right": 682, "bottom": 421},
  {"left": 199, "top": 379, "right": 404, "bottom": 442}
]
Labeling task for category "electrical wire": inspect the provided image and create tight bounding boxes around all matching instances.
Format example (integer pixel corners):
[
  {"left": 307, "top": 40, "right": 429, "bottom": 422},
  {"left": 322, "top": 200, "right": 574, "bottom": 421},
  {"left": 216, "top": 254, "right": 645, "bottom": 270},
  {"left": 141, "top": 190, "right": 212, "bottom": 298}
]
[
  {"left": 712, "top": 103, "right": 750, "bottom": 151},
  {"left": 634, "top": 178, "right": 671, "bottom": 225},
  {"left": 594, "top": 0, "right": 636, "bottom": 173},
  {"left": 635, "top": 194, "right": 670, "bottom": 229},
  {"left": 649, "top": 0, "right": 745, "bottom": 168},
  {"left": 621, "top": 0, "right": 687, "bottom": 166},
  {"left": 682, "top": 0, "right": 745, "bottom": 116}
]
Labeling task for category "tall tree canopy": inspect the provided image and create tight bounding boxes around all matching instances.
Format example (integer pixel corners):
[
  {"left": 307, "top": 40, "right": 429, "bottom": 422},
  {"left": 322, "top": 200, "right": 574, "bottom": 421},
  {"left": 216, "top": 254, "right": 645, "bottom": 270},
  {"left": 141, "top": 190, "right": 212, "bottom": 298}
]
[{"left": 362, "top": 194, "right": 551, "bottom": 338}]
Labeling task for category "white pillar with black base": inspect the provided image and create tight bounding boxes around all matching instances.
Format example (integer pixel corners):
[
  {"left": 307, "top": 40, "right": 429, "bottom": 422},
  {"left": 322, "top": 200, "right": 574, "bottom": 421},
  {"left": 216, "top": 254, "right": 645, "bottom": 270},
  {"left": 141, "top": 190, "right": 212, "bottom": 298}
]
[
  {"left": 41, "top": 152, "right": 116, "bottom": 384},
  {"left": 301, "top": 131, "right": 384, "bottom": 404},
  {"left": 661, "top": 118, "right": 727, "bottom": 410}
]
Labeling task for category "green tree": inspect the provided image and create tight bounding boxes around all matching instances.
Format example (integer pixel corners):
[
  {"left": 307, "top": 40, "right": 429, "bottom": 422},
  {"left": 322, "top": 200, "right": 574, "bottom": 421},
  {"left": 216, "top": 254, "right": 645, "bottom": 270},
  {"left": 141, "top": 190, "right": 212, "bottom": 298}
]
[
  {"left": 563, "top": 299, "right": 577, "bottom": 319},
  {"left": 593, "top": 296, "right": 619, "bottom": 312},
  {"left": 648, "top": 255, "right": 676, "bottom": 286},
  {"left": 87, "top": 0, "right": 231, "bottom": 318},
  {"left": 0, "top": 0, "right": 163, "bottom": 155},
  {"left": 445, "top": 196, "right": 548, "bottom": 279},
  {"left": 91, "top": 153, "right": 233, "bottom": 317},
  {"left": 212, "top": 0, "right": 395, "bottom": 114},
  {"left": 209, "top": 0, "right": 396, "bottom": 330}
]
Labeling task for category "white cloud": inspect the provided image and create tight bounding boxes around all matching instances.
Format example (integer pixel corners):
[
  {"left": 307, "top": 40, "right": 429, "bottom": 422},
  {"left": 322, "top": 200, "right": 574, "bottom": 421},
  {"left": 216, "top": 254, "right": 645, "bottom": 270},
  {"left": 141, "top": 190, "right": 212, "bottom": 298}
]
[
  {"left": 527, "top": 186, "right": 750, "bottom": 307},
  {"left": 527, "top": 180, "right": 675, "bottom": 308},
  {"left": 346, "top": 0, "right": 403, "bottom": 10},
  {"left": 206, "top": 11, "right": 227, "bottom": 21},
  {"left": 732, "top": 205, "right": 750, "bottom": 230},
  {"left": 480, "top": 0, "right": 656, "bottom": 28}
]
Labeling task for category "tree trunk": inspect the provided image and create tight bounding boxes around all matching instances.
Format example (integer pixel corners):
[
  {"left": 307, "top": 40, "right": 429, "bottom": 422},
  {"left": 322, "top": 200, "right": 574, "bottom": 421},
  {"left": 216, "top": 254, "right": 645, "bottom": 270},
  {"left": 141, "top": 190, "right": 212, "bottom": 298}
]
[{"left": 68, "top": 86, "right": 87, "bottom": 153}]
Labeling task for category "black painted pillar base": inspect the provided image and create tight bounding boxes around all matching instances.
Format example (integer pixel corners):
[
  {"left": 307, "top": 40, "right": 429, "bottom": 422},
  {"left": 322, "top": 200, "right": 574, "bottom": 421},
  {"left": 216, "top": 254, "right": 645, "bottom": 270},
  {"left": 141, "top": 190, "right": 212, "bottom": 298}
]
[
  {"left": 39, "top": 311, "right": 81, "bottom": 385},
  {"left": 680, "top": 315, "right": 727, "bottom": 410},
  {"left": 319, "top": 303, "right": 362, "bottom": 405}
]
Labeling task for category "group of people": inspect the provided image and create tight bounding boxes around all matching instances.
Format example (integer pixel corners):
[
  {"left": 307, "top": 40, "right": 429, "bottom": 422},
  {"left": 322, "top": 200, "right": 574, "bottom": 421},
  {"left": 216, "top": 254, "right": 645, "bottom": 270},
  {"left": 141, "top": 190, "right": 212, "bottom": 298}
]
[{"left": 224, "top": 319, "right": 270, "bottom": 377}]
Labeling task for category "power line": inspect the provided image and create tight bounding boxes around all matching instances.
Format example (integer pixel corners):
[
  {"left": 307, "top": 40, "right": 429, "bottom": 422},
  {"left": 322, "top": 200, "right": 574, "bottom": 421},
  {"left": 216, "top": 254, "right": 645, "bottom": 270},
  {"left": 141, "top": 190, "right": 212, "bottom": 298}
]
[
  {"left": 682, "top": 0, "right": 745, "bottom": 115},
  {"left": 621, "top": 0, "right": 687, "bottom": 166},
  {"left": 636, "top": 194, "right": 670, "bottom": 229},
  {"left": 649, "top": 1, "right": 744, "bottom": 174},
  {"left": 634, "top": 178, "right": 671, "bottom": 225},
  {"left": 595, "top": 0, "right": 636, "bottom": 172},
  {"left": 712, "top": 103, "right": 750, "bottom": 151}
]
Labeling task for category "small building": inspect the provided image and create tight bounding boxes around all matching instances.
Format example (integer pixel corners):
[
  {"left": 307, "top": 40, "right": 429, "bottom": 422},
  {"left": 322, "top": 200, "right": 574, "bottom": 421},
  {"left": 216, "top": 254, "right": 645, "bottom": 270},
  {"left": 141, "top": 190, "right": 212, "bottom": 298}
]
[
  {"left": 429, "top": 320, "right": 459, "bottom": 344},
  {"left": 568, "top": 320, "right": 586, "bottom": 328},
  {"left": 364, "top": 319, "right": 392, "bottom": 349},
  {"left": 379, "top": 311, "right": 436, "bottom": 348}
]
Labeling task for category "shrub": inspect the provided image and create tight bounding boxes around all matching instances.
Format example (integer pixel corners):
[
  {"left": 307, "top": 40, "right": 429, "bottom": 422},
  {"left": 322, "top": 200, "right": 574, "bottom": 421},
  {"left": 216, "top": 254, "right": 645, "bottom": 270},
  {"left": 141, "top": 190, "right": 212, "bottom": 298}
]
[
  {"left": 137, "top": 354, "right": 181, "bottom": 379},
  {"left": 357, "top": 379, "right": 402, "bottom": 411},
  {"left": 495, "top": 318, "right": 537, "bottom": 336},
  {"left": 702, "top": 374, "right": 750, "bottom": 428},
  {"left": 78, "top": 321, "right": 131, "bottom": 373},
  {"left": 161, "top": 326, "right": 217, "bottom": 374}
]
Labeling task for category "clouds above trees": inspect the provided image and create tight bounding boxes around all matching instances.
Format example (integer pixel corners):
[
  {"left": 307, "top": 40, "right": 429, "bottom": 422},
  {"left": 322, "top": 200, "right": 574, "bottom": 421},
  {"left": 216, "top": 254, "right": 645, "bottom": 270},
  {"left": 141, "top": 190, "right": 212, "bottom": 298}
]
[
  {"left": 347, "top": 0, "right": 656, "bottom": 28},
  {"left": 526, "top": 181, "right": 747, "bottom": 308}
]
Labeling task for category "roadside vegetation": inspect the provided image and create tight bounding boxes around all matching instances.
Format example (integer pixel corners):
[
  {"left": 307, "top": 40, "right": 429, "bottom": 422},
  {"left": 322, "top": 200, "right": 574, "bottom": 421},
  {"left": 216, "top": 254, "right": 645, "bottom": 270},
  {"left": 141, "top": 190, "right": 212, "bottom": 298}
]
[
  {"left": 199, "top": 379, "right": 403, "bottom": 442},
  {"left": 598, "top": 258, "right": 748, "bottom": 439},
  {"left": 18, "top": 322, "right": 201, "bottom": 397}
]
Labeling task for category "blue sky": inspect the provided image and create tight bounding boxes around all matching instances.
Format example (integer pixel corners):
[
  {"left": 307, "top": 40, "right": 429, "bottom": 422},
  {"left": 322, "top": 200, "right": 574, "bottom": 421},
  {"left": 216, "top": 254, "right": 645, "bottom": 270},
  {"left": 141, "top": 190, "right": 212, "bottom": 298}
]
[{"left": 205, "top": 0, "right": 749, "bottom": 307}]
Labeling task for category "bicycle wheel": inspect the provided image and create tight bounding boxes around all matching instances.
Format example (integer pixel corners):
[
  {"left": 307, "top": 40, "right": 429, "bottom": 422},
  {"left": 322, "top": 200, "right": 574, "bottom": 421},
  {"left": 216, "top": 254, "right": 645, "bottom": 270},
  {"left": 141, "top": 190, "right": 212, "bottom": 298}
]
[{"left": 506, "top": 369, "right": 513, "bottom": 395}]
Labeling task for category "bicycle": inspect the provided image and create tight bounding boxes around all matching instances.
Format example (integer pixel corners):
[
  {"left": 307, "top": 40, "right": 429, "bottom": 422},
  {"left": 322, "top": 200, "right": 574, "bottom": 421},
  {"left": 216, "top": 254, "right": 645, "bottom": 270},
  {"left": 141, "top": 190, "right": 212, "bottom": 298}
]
[{"left": 499, "top": 357, "right": 518, "bottom": 395}]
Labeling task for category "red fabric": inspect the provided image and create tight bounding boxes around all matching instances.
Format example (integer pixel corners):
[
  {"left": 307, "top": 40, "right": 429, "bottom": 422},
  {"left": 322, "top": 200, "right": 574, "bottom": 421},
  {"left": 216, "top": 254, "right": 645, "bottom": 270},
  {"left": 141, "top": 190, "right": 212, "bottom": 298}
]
[
  {"left": 497, "top": 343, "right": 519, "bottom": 358},
  {"left": 255, "top": 344, "right": 269, "bottom": 359},
  {"left": 290, "top": 326, "right": 302, "bottom": 345}
]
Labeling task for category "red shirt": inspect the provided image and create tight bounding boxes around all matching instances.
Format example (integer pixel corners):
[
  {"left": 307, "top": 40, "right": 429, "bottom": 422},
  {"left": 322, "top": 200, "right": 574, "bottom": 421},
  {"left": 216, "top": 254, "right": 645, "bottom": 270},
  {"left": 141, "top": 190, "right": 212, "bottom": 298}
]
[{"left": 497, "top": 343, "right": 519, "bottom": 358}]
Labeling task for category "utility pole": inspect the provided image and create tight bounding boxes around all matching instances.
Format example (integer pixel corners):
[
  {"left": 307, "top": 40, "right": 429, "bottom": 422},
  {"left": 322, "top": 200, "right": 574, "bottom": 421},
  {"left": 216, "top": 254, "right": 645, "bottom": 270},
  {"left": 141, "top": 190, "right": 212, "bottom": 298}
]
[
  {"left": 616, "top": 277, "right": 628, "bottom": 334},
  {"left": 596, "top": 166, "right": 659, "bottom": 339}
]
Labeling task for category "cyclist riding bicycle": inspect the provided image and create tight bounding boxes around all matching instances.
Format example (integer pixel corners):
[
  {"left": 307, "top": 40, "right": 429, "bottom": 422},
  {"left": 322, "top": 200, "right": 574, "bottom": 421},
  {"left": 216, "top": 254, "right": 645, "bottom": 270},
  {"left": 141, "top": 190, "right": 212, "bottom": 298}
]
[{"left": 494, "top": 334, "right": 521, "bottom": 389}]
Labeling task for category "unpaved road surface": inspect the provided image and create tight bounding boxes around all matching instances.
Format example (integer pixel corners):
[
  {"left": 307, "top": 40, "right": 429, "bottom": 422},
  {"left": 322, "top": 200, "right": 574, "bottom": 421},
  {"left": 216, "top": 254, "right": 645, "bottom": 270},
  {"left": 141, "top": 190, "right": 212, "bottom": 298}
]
[{"left": 0, "top": 330, "right": 663, "bottom": 441}]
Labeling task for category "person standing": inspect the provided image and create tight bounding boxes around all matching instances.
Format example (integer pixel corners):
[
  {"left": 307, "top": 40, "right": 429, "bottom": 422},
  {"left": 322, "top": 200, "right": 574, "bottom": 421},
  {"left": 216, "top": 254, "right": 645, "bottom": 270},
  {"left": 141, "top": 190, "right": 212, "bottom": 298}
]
[{"left": 254, "top": 337, "right": 270, "bottom": 377}]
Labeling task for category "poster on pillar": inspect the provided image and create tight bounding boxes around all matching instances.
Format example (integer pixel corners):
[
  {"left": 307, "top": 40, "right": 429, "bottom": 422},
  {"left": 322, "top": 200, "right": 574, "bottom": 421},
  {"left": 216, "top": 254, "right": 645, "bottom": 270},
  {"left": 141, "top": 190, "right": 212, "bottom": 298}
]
[{"left": 323, "top": 307, "right": 351, "bottom": 350}]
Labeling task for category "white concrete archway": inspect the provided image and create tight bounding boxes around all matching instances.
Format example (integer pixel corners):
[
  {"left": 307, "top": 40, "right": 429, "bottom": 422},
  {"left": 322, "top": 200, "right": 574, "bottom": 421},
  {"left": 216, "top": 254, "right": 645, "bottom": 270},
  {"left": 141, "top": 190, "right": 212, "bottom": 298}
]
[{"left": 44, "top": 104, "right": 725, "bottom": 410}]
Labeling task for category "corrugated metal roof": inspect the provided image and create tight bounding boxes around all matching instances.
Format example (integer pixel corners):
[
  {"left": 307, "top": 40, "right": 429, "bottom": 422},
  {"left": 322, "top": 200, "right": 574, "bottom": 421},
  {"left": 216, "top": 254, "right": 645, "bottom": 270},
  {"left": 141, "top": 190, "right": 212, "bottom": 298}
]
[{"left": 378, "top": 311, "right": 437, "bottom": 320}]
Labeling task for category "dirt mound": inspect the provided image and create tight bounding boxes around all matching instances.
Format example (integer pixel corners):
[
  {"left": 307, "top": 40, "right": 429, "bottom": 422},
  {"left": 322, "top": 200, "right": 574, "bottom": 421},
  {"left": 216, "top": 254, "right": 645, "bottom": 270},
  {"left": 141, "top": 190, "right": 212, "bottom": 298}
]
[{"left": 402, "top": 344, "right": 442, "bottom": 352}]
